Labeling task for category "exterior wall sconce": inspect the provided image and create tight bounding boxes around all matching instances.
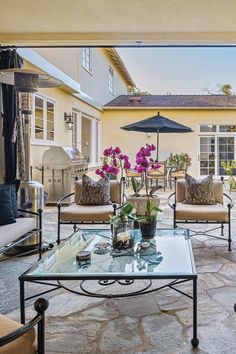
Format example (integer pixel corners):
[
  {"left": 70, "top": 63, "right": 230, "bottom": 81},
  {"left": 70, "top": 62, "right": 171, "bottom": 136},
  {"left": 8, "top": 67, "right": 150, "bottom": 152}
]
[
  {"left": 147, "top": 132, "right": 151, "bottom": 138},
  {"left": 64, "top": 112, "right": 74, "bottom": 130}
]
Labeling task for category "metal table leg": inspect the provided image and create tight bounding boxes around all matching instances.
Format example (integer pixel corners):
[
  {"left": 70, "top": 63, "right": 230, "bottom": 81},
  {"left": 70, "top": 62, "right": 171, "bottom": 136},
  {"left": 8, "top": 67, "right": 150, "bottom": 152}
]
[
  {"left": 20, "top": 279, "right": 25, "bottom": 324},
  {"left": 191, "top": 277, "right": 199, "bottom": 347}
]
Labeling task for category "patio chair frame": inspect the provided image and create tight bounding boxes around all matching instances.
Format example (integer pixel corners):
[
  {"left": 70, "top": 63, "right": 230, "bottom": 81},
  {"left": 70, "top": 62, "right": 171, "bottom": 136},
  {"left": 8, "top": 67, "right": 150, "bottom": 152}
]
[
  {"left": 168, "top": 178, "right": 234, "bottom": 251},
  {"left": 0, "top": 298, "right": 48, "bottom": 354},
  {"left": 57, "top": 178, "right": 125, "bottom": 244},
  {"left": 147, "top": 160, "right": 168, "bottom": 191},
  {"left": 0, "top": 208, "right": 43, "bottom": 260}
]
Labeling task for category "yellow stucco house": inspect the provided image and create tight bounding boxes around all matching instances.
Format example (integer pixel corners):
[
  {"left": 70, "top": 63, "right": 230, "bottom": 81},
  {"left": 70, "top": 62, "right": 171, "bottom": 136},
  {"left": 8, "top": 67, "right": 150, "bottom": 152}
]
[
  {"left": 102, "top": 95, "right": 236, "bottom": 178},
  {"left": 0, "top": 47, "right": 134, "bottom": 183}
]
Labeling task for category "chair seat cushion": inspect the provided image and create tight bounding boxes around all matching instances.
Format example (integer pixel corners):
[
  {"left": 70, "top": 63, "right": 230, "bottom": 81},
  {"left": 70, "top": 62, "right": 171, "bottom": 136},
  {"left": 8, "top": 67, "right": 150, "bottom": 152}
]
[
  {"left": 61, "top": 203, "right": 117, "bottom": 222},
  {"left": 176, "top": 203, "right": 228, "bottom": 222},
  {"left": 0, "top": 217, "right": 35, "bottom": 248},
  {"left": 0, "top": 314, "right": 36, "bottom": 354}
]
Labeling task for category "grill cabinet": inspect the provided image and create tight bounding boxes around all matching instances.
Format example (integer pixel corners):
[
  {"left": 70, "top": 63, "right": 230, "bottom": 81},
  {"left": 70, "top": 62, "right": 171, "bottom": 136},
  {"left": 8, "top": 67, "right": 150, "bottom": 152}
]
[{"left": 42, "top": 146, "right": 88, "bottom": 204}]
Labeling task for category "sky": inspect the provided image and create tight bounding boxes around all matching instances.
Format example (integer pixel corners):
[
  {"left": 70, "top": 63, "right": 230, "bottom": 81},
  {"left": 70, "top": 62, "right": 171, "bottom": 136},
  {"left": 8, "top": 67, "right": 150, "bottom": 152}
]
[{"left": 117, "top": 47, "right": 236, "bottom": 95}]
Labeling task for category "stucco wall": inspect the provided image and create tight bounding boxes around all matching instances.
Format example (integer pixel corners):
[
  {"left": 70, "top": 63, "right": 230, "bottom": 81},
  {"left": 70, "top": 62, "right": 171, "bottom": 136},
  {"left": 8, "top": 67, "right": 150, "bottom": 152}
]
[
  {"left": 31, "top": 85, "right": 102, "bottom": 167},
  {"left": 79, "top": 49, "right": 128, "bottom": 105},
  {"left": 101, "top": 108, "right": 236, "bottom": 178},
  {"left": 34, "top": 48, "right": 128, "bottom": 105}
]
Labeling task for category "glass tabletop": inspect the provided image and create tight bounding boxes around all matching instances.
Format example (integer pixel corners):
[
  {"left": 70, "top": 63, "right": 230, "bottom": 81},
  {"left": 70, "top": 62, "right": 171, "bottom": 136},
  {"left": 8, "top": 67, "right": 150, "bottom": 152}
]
[{"left": 24, "top": 228, "right": 196, "bottom": 279}]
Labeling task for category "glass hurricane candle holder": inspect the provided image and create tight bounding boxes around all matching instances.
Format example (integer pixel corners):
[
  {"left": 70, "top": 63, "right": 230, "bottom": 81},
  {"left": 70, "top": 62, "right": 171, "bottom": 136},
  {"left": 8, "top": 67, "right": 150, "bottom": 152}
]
[{"left": 112, "top": 219, "right": 134, "bottom": 250}]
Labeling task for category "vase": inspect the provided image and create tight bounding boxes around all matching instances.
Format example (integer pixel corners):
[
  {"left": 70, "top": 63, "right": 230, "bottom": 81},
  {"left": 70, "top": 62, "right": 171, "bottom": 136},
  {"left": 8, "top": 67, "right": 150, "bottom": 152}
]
[
  {"left": 112, "top": 219, "right": 134, "bottom": 250},
  {"left": 140, "top": 219, "right": 157, "bottom": 239},
  {"left": 126, "top": 195, "right": 160, "bottom": 216}
]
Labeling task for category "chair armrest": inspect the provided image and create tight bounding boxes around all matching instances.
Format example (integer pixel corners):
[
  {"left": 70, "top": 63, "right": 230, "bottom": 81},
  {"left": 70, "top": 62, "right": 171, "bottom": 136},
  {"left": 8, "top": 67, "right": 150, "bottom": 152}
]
[
  {"left": 167, "top": 192, "right": 176, "bottom": 209},
  {"left": 18, "top": 208, "right": 42, "bottom": 217},
  {"left": 223, "top": 193, "right": 234, "bottom": 209},
  {"left": 57, "top": 192, "right": 75, "bottom": 207},
  {"left": 0, "top": 298, "right": 48, "bottom": 348}
]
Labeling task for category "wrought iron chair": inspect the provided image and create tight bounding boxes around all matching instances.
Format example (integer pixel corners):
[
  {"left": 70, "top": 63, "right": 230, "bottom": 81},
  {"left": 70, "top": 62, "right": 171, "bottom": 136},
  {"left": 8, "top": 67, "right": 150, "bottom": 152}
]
[
  {"left": 168, "top": 163, "right": 188, "bottom": 189},
  {"left": 168, "top": 177, "right": 233, "bottom": 251},
  {"left": 147, "top": 160, "right": 168, "bottom": 191},
  {"left": 57, "top": 178, "right": 125, "bottom": 244},
  {"left": 0, "top": 298, "right": 48, "bottom": 354},
  {"left": 125, "top": 169, "right": 143, "bottom": 187}
]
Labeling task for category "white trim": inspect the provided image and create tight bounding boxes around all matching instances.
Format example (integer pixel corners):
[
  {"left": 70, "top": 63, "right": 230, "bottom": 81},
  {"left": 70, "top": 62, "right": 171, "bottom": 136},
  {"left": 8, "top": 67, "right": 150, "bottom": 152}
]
[
  {"left": 197, "top": 123, "right": 236, "bottom": 178},
  {"left": 73, "top": 92, "right": 103, "bottom": 111},
  {"left": 32, "top": 93, "right": 56, "bottom": 144},
  {"left": 30, "top": 140, "right": 58, "bottom": 146},
  {"left": 103, "top": 106, "right": 236, "bottom": 110},
  {"left": 108, "top": 65, "right": 115, "bottom": 95},
  {"left": 17, "top": 48, "right": 81, "bottom": 93}
]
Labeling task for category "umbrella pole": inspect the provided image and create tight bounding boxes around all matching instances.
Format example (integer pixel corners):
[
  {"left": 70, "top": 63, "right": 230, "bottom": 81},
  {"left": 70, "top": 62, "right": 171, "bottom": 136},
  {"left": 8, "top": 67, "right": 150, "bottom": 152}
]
[{"left": 156, "top": 129, "right": 159, "bottom": 161}]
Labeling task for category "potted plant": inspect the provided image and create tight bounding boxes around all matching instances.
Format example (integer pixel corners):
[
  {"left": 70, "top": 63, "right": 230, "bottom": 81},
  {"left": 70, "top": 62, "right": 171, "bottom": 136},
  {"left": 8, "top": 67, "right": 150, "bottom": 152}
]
[
  {"left": 110, "top": 203, "right": 135, "bottom": 249},
  {"left": 126, "top": 144, "right": 162, "bottom": 238},
  {"left": 168, "top": 152, "right": 191, "bottom": 171},
  {"left": 126, "top": 144, "right": 161, "bottom": 216},
  {"left": 139, "top": 199, "right": 162, "bottom": 239},
  {"left": 221, "top": 160, "right": 236, "bottom": 192},
  {"left": 95, "top": 146, "right": 131, "bottom": 180}
]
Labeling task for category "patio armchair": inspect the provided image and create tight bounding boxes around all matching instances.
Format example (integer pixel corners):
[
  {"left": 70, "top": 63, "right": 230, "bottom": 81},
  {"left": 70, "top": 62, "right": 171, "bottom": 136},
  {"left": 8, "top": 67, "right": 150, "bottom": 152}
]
[
  {"left": 57, "top": 178, "right": 125, "bottom": 244},
  {"left": 168, "top": 177, "right": 233, "bottom": 251},
  {"left": 168, "top": 163, "right": 188, "bottom": 189},
  {"left": 125, "top": 168, "right": 143, "bottom": 187},
  {"left": 0, "top": 298, "right": 48, "bottom": 354},
  {"left": 147, "top": 160, "right": 168, "bottom": 191}
]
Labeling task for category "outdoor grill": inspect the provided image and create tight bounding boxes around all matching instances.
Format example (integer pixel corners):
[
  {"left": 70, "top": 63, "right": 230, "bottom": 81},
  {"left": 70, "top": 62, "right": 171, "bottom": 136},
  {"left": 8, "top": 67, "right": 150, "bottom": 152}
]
[{"left": 42, "top": 146, "right": 88, "bottom": 204}]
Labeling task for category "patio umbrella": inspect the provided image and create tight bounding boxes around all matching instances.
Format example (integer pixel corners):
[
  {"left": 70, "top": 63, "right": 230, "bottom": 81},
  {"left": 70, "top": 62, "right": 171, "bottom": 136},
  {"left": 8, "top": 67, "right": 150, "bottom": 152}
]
[{"left": 121, "top": 112, "right": 193, "bottom": 160}]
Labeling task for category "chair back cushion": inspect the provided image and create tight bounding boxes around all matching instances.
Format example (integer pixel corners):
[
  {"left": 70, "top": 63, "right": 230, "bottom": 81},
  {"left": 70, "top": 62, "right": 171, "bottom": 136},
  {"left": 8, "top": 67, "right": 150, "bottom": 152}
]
[
  {"left": 176, "top": 178, "right": 223, "bottom": 204},
  {"left": 183, "top": 174, "right": 215, "bottom": 205},
  {"left": 78, "top": 175, "right": 111, "bottom": 205},
  {"left": 75, "top": 178, "right": 121, "bottom": 205},
  {"left": 110, "top": 180, "right": 121, "bottom": 204}
]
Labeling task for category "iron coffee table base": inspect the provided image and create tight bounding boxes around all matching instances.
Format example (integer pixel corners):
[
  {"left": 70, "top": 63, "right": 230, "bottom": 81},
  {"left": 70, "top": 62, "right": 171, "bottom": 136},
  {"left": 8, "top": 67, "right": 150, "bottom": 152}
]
[{"left": 19, "top": 276, "right": 198, "bottom": 347}]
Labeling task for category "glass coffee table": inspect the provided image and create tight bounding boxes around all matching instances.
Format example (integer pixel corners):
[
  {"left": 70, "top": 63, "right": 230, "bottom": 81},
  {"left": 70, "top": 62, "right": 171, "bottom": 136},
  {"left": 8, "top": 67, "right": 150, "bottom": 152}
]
[{"left": 19, "top": 228, "right": 199, "bottom": 347}]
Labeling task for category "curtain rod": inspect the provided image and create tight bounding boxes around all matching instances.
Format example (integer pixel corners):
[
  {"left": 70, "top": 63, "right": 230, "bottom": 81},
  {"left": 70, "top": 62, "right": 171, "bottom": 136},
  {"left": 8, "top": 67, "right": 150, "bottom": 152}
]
[{"left": 1, "top": 44, "right": 236, "bottom": 49}]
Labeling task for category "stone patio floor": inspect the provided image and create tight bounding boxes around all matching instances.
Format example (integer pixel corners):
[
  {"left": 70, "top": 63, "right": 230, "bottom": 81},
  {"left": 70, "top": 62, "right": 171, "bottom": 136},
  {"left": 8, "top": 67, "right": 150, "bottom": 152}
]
[{"left": 1, "top": 187, "right": 236, "bottom": 353}]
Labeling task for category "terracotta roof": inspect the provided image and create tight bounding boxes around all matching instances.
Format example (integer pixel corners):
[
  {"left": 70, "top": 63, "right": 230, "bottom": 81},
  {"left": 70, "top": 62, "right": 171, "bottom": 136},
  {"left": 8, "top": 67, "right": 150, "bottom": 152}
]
[{"left": 104, "top": 95, "right": 236, "bottom": 108}]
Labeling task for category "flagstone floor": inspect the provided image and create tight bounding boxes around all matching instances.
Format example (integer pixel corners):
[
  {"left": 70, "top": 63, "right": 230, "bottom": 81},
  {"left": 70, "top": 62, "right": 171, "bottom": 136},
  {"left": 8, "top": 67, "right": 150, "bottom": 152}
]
[{"left": 1, "top": 186, "right": 236, "bottom": 353}]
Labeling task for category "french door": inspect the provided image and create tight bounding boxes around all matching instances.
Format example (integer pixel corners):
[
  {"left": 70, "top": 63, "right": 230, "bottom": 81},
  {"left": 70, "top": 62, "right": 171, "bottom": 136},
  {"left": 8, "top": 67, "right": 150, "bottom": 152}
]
[{"left": 199, "top": 135, "right": 235, "bottom": 177}]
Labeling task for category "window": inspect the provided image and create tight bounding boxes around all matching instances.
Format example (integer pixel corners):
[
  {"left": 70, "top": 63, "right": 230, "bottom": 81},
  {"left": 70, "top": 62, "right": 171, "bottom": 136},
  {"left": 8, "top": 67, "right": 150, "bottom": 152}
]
[
  {"left": 108, "top": 66, "right": 114, "bottom": 94},
  {"left": 82, "top": 48, "right": 91, "bottom": 71},
  {"left": 219, "top": 125, "right": 236, "bottom": 132},
  {"left": 199, "top": 125, "right": 216, "bottom": 133},
  {"left": 34, "top": 95, "right": 55, "bottom": 141}
]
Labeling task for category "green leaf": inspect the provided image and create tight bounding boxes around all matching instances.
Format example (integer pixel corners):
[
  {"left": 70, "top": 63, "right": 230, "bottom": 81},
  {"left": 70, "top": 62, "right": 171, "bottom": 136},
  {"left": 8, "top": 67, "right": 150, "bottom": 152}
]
[
  {"left": 152, "top": 207, "right": 162, "bottom": 213},
  {"left": 146, "top": 200, "right": 152, "bottom": 216},
  {"left": 120, "top": 203, "right": 133, "bottom": 216}
]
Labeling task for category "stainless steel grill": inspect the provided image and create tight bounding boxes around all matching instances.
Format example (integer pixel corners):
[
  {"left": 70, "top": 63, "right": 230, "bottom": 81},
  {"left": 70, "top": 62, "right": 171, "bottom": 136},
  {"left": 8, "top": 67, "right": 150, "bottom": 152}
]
[{"left": 42, "top": 146, "right": 88, "bottom": 204}]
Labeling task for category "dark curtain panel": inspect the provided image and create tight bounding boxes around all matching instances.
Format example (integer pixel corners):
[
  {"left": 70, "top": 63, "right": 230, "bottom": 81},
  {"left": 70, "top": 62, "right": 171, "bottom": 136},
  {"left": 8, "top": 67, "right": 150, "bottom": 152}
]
[{"left": 0, "top": 49, "right": 24, "bottom": 183}]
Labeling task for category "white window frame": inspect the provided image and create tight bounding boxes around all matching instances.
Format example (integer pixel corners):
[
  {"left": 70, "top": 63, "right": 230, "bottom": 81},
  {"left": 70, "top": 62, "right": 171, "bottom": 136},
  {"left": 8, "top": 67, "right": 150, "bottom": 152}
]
[
  {"left": 108, "top": 66, "right": 114, "bottom": 94},
  {"left": 82, "top": 48, "right": 91, "bottom": 72},
  {"left": 31, "top": 93, "right": 56, "bottom": 144}
]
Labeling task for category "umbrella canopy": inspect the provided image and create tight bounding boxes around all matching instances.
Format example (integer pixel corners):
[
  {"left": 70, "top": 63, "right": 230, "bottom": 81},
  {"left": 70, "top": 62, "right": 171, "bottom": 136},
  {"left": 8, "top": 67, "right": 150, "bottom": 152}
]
[{"left": 121, "top": 112, "right": 193, "bottom": 160}]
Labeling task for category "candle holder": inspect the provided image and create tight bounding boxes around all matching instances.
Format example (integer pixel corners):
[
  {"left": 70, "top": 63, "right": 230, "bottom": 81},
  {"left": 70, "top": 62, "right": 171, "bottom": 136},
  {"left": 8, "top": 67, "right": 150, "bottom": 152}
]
[{"left": 112, "top": 219, "right": 134, "bottom": 250}]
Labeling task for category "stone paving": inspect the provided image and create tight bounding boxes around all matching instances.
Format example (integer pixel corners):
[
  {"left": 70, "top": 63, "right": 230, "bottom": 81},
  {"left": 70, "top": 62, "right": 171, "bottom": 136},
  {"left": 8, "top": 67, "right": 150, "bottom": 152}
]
[{"left": 1, "top": 187, "right": 236, "bottom": 353}]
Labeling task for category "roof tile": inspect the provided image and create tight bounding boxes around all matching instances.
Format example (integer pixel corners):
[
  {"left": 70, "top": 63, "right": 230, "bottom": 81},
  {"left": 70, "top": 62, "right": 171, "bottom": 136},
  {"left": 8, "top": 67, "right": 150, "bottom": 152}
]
[{"left": 104, "top": 95, "right": 236, "bottom": 108}]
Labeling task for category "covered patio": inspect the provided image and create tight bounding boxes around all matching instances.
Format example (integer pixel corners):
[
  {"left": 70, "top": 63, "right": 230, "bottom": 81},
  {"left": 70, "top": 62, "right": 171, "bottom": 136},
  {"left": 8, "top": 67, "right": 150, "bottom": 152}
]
[
  {"left": 2, "top": 1, "right": 236, "bottom": 353},
  {"left": 1, "top": 183, "right": 236, "bottom": 354}
]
